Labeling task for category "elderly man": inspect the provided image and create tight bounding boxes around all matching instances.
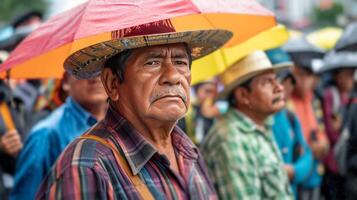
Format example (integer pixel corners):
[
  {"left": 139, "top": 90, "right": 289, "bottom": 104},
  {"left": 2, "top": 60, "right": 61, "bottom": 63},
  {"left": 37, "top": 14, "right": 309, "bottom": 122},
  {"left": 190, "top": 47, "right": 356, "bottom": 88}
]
[
  {"left": 201, "top": 51, "right": 293, "bottom": 199},
  {"left": 36, "top": 20, "right": 232, "bottom": 199}
]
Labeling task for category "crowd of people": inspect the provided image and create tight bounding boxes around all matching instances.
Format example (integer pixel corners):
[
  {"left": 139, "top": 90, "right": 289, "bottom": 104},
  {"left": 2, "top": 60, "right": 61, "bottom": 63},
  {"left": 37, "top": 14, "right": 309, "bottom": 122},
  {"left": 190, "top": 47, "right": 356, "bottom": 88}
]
[
  {"left": 0, "top": 4, "right": 357, "bottom": 200},
  {"left": 181, "top": 38, "right": 357, "bottom": 199}
]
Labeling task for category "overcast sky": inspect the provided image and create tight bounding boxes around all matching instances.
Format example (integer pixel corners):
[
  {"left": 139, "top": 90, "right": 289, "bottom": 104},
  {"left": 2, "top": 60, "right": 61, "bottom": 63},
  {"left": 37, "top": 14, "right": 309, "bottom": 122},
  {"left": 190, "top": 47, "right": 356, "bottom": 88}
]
[{"left": 47, "top": 0, "right": 88, "bottom": 17}]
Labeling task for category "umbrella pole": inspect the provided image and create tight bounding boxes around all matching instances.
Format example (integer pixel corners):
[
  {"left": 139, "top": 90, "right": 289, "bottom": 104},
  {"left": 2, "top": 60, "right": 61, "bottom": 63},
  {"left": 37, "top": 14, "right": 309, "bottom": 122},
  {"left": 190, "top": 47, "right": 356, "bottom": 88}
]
[{"left": 5, "top": 70, "right": 16, "bottom": 109}]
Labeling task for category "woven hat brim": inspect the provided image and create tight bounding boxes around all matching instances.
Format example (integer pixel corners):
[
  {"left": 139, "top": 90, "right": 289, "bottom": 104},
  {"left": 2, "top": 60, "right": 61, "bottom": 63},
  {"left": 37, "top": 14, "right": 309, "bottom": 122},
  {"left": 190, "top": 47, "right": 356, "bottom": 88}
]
[
  {"left": 64, "top": 29, "right": 232, "bottom": 79},
  {"left": 217, "top": 64, "right": 291, "bottom": 100}
]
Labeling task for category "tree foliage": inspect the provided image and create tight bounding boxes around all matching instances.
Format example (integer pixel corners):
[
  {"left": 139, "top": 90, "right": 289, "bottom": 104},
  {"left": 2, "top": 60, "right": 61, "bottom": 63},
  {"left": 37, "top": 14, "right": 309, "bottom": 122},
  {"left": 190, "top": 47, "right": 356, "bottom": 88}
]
[
  {"left": 0, "top": 0, "right": 48, "bottom": 24},
  {"left": 313, "top": 2, "right": 344, "bottom": 27}
]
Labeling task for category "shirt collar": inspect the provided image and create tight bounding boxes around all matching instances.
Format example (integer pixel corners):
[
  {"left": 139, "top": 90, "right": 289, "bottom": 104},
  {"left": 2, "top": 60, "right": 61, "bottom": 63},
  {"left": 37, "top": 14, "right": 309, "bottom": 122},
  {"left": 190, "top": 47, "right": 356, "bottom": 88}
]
[
  {"left": 103, "top": 104, "right": 199, "bottom": 175},
  {"left": 66, "top": 97, "right": 97, "bottom": 126},
  {"left": 227, "top": 107, "right": 273, "bottom": 134}
]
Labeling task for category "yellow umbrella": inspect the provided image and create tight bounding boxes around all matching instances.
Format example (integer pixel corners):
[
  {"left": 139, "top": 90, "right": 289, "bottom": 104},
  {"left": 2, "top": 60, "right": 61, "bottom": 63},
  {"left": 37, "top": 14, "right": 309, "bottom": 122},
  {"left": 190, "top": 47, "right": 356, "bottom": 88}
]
[
  {"left": 307, "top": 27, "right": 342, "bottom": 50},
  {"left": 191, "top": 24, "right": 289, "bottom": 85},
  {"left": 288, "top": 29, "right": 303, "bottom": 40}
]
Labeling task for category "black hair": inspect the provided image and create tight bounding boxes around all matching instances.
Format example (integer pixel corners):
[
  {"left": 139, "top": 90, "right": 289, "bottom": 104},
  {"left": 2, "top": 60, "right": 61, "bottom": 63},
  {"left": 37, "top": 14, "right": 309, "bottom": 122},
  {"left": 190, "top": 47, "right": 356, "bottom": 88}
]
[
  {"left": 104, "top": 49, "right": 133, "bottom": 83},
  {"left": 227, "top": 78, "right": 253, "bottom": 107},
  {"left": 227, "top": 91, "right": 236, "bottom": 107},
  {"left": 240, "top": 78, "right": 253, "bottom": 91},
  {"left": 12, "top": 10, "right": 43, "bottom": 28}
]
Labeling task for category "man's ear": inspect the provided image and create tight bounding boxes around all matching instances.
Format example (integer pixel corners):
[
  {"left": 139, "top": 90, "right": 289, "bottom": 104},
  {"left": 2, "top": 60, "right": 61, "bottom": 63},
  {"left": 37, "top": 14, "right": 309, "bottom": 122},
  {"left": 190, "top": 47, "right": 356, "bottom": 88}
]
[
  {"left": 234, "top": 87, "right": 250, "bottom": 106},
  {"left": 62, "top": 72, "right": 71, "bottom": 92},
  {"left": 101, "top": 68, "right": 120, "bottom": 101}
]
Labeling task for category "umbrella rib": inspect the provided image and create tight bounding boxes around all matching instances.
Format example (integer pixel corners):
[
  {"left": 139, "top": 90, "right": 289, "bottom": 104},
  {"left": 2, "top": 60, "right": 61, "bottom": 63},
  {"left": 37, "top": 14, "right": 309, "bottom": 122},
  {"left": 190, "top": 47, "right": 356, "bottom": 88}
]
[{"left": 69, "top": 1, "right": 93, "bottom": 55}]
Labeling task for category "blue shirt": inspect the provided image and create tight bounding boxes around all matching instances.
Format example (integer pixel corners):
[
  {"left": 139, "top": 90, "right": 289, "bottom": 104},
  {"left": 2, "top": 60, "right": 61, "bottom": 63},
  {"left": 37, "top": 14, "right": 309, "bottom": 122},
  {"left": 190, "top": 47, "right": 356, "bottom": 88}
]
[
  {"left": 10, "top": 97, "right": 97, "bottom": 200},
  {"left": 272, "top": 109, "right": 313, "bottom": 198}
]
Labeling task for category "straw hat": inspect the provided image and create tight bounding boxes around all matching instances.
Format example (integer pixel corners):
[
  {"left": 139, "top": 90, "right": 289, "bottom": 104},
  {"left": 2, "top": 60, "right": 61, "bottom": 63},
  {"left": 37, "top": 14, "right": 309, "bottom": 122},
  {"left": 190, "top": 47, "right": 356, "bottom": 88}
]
[
  {"left": 217, "top": 50, "right": 291, "bottom": 99},
  {"left": 64, "top": 19, "right": 233, "bottom": 79}
]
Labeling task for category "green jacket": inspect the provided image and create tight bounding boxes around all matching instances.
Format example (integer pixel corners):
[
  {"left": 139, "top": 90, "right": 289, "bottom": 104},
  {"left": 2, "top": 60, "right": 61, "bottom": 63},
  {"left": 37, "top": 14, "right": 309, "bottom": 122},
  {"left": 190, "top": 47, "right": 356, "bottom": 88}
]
[{"left": 201, "top": 108, "right": 293, "bottom": 200}]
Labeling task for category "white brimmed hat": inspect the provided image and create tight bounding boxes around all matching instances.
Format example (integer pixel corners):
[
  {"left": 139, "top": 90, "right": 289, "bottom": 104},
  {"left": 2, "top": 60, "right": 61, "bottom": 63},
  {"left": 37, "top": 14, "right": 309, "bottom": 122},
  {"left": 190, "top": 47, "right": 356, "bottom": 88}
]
[{"left": 217, "top": 50, "right": 291, "bottom": 99}]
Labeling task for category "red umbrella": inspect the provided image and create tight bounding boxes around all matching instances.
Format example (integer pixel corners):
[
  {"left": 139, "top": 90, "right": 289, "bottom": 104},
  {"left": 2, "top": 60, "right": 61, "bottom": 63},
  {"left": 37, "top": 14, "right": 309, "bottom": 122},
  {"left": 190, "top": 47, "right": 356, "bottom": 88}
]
[{"left": 0, "top": 0, "right": 276, "bottom": 79}]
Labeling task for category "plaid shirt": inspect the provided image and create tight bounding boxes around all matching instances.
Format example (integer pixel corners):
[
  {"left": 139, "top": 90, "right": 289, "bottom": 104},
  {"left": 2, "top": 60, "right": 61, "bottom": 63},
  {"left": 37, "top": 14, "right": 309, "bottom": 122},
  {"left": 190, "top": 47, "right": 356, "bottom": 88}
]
[
  {"left": 200, "top": 108, "right": 293, "bottom": 200},
  {"left": 36, "top": 104, "right": 217, "bottom": 200}
]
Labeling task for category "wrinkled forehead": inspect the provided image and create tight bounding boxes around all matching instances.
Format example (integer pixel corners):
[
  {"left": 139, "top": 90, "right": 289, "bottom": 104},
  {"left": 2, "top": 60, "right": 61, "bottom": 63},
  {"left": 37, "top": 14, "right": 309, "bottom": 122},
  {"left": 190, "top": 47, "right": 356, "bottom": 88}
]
[
  {"left": 253, "top": 69, "right": 276, "bottom": 82},
  {"left": 130, "top": 43, "right": 190, "bottom": 59}
]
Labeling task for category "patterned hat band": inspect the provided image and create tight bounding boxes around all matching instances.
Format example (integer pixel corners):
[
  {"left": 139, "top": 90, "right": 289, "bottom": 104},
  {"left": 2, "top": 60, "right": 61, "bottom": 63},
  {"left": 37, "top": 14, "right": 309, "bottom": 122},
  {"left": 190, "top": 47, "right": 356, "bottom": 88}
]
[{"left": 64, "top": 19, "right": 233, "bottom": 79}]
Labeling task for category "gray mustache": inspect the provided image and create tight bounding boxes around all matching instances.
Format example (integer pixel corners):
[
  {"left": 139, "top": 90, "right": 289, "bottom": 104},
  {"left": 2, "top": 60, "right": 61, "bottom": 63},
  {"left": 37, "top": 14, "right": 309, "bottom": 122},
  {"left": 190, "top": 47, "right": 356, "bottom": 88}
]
[
  {"left": 272, "top": 96, "right": 283, "bottom": 104},
  {"left": 150, "top": 88, "right": 187, "bottom": 103}
]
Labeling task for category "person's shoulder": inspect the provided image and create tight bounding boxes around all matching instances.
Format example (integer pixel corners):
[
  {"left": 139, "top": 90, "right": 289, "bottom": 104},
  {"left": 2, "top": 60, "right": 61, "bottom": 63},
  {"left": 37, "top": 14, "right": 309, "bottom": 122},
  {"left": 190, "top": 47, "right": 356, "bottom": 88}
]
[
  {"left": 322, "top": 85, "right": 336, "bottom": 99},
  {"left": 201, "top": 113, "right": 245, "bottom": 154},
  {"left": 212, "top": 111, "right": 245, "bottom": 136},
  {"left": 30, "top": 104, "right": 67, "bottom": 133},
  {"left": 53, "top": 134, "right": 113, "bottom": 173}
]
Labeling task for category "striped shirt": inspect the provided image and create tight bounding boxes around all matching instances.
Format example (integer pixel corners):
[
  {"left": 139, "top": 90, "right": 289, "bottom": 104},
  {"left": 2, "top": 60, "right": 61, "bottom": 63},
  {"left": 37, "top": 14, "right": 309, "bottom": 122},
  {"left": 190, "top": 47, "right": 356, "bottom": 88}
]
[
  {"left": 200, "top": 108, "right": 293, "bottom": 200},
  {"left": 36, "top": 105, "right": 217, "bottom": 200}
]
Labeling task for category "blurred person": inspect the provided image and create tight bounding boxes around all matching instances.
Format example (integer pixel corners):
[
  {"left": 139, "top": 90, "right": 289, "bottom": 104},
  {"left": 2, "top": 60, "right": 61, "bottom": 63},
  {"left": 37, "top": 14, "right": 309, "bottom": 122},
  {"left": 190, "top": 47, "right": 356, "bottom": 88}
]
[
  {"left": 36, "top": 79, "right": 68, "bottom": 112},
  {"left": 201, "top": 51, "right": 293, "bottom": 199},
  {"left": 319, "top": 52, "right": 357, "bottom": 200},
  {"left": 30, "top": 78, "right": 69, "bottom": 126},
  {"left": 0, "top": 52, "right": 24, "bottom": 200},
  {"left": 0, "top": 10, "right": 46, "bottom": 137},
  {"left": 267, "top": 48, "right": 314, "bottom": 199},
  {"left": 0, "top": 10, "right": 43, "bottom": 51},
  {"left": 346, "top": 77, "right": 357, "bottom": 200},
  {"left": 0, "top": 83, "right": 24, "bottom": 199},
  {"left": 36, "top": 21, "right": 230, "bottom": 199},
  {"left": 184, "top": 79, "right": 227, "bottom": 144},
  {"left": 10, "top": 73, "right": 107, "bottom": 200},
  {"left": 287, "top": 50, "right": 329, "bottom": 200}
]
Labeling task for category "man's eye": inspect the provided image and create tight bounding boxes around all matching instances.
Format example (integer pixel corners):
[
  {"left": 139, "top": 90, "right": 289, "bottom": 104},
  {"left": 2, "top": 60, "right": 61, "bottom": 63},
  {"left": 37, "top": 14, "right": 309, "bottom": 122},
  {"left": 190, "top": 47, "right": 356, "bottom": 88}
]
[
  {"left": 174, "top": 60, "right": 188, "bottom": 66},
  {"left": 145, "top": 61, "right": 160, "bottom": 66}
]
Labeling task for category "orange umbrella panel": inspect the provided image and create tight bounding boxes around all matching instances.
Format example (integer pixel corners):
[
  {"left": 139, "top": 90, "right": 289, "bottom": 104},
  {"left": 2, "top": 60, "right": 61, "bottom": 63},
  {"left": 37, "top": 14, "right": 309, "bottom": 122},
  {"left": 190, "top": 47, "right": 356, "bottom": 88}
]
[{"left": 0, "top": 0, "right": 276, "bottom": 79}]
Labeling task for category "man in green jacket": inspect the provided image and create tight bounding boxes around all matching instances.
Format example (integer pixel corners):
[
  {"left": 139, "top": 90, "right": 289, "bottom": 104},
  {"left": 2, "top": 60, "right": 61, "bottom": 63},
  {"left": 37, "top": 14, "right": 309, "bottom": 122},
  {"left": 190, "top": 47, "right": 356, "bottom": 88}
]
[{"left": 201, "top": 51, "right": 293, "bottom": 200}]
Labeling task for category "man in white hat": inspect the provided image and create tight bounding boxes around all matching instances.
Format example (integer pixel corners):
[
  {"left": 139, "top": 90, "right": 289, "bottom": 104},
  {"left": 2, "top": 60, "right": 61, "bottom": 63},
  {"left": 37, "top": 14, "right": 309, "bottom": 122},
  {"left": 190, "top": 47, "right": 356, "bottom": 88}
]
[
  {"left": 201, "top": 50, "right": 293, "bottom": 199},
  {"left": 36, "top": 20, "right": 232, "bottom": 199}
]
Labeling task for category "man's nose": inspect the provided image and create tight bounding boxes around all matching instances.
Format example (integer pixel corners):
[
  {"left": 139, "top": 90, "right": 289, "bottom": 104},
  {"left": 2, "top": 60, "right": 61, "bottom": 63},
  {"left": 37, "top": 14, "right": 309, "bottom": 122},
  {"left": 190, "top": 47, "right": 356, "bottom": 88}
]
[
  {"left": 273, "top": 79, "right": 284, "bottom": 93},
  {"left": 159, "top": 61, "right": 181, "bottom": 86}
]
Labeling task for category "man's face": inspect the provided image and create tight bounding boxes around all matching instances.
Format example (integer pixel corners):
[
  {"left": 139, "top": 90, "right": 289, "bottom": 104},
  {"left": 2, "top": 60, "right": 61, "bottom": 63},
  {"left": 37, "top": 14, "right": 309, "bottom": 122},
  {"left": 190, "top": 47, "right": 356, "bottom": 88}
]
[
  {"left": 67, "top": 76, "right": 107, "bottom": 108},
  {"left": 196, "top": 82, "right": 217, "bottom": 105},
  {"left": 117, "top": 44, "right": 191, "bottom": 122},
  {"left": 334, "top": 68, "right": 355, "bottom": 93},
  {"left": 293, "top": 66, "right": 318, "bottom": 94},
  {"left": 281, "top": 77, "right": 295, "bottom": 101},
  {"left": 244, "top": 71, "right": 285, "bottom": 115}
]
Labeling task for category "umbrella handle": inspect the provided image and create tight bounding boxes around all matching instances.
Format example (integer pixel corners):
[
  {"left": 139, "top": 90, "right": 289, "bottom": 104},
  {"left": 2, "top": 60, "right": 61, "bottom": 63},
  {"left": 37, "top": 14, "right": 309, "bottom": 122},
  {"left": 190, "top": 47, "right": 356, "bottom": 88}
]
[{"left": 0, "top": 102, "right": 15, "bottom": 131}]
